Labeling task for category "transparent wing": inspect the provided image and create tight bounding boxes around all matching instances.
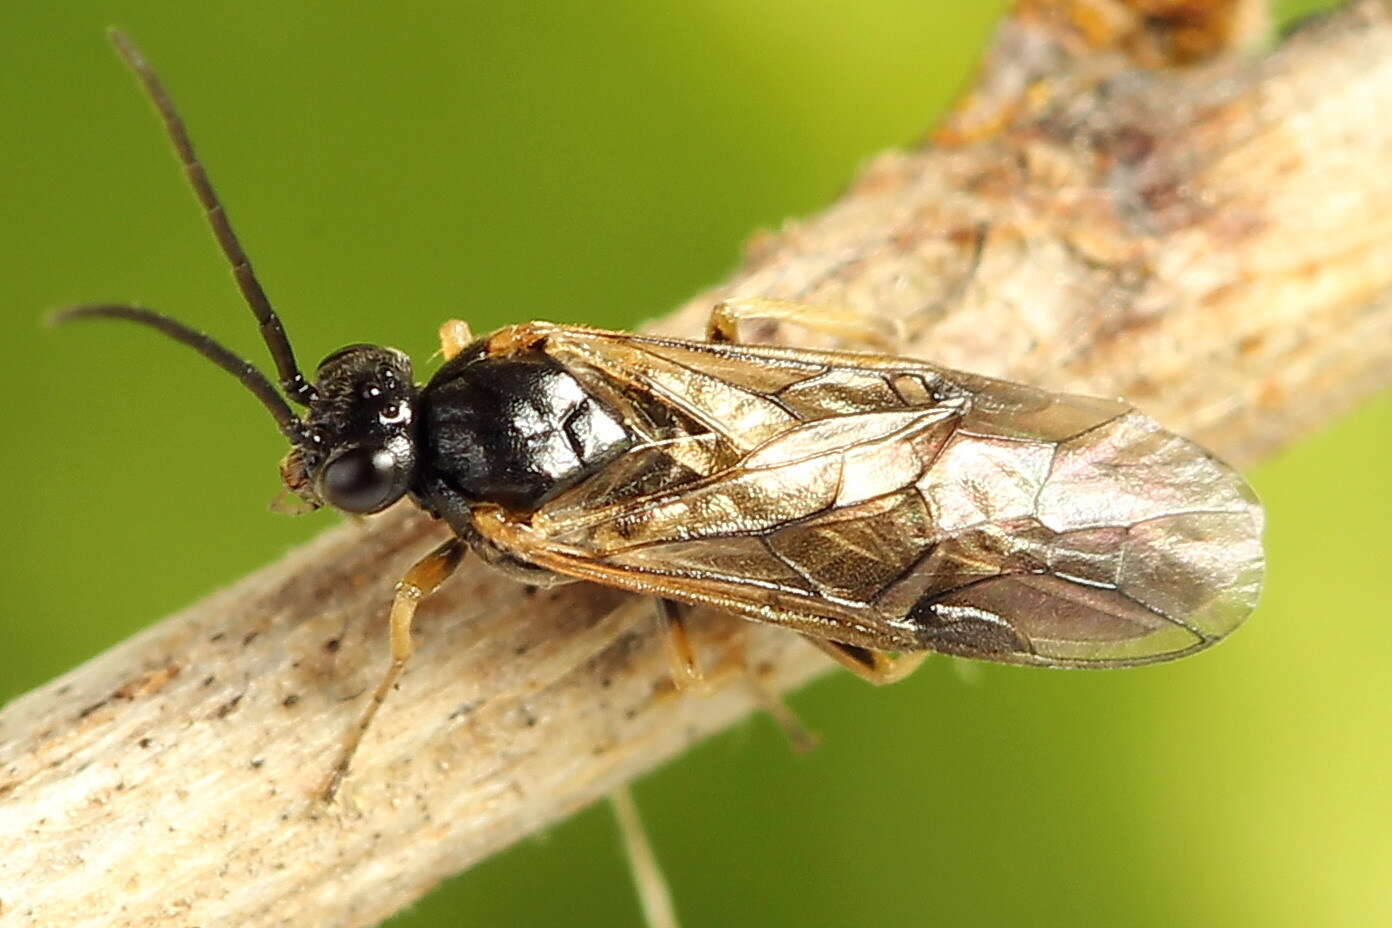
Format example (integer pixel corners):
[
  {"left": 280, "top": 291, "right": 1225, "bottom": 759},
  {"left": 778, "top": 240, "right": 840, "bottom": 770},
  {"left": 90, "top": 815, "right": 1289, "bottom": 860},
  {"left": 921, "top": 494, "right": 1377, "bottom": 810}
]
[{"left": 472, "top": 326, "right": 1264, "bottom": 667}]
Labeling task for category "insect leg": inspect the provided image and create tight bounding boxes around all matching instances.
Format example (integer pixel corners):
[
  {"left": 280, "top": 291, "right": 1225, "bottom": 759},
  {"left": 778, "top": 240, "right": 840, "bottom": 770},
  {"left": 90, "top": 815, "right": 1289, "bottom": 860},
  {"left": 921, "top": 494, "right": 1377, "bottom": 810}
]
[
  {"left": 656, "top": 602, "right": 817, "bottom": 751},
  {"left": 437, "top": 319, "right": 474, "bottom": 361},
  {"left": 740, "top": 666, "right": 819, "bottom": 754},
  {"left": 321, "top": 536, "right": 467, "bottom": 802},
  {"left": 610, "top": 785, "right": 682, "bottom": 928},
  {"left": 655, "top": 598, "right": 703, "bottom": 691},
  {"left": 800, "top": 635, "right": 926, "bottom": 685},
  {"left": 707, "top": 297, "right": 903, "bottom": 350}
]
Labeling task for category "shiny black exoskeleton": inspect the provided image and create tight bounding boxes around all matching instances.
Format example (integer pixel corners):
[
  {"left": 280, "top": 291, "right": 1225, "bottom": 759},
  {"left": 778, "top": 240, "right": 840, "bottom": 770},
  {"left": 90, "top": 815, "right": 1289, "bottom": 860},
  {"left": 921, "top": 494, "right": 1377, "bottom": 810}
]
[
  {"left": 415, "top": 345, "right": 632, "bottom": 523},
  {"left": 285, "top": 340, "right": 633, "bottom": 534},
  {"left": 293, "top": 344, "right": 419, "bottom": 515}
]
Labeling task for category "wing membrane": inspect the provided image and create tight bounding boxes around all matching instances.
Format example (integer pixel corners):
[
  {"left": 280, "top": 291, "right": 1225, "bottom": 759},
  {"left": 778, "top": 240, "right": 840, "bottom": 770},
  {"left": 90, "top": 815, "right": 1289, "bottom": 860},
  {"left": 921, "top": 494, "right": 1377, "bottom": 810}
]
[{"left": 473, "top": 326, "right": 1264, "bottom": 667}]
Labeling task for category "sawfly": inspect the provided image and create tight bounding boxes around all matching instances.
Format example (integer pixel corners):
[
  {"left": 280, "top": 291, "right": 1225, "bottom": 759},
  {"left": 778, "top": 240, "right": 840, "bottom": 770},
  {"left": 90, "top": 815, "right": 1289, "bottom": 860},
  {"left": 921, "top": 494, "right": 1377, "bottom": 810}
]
[{"left": 53, "top": 31, "right": 1265, "bottom": 800}]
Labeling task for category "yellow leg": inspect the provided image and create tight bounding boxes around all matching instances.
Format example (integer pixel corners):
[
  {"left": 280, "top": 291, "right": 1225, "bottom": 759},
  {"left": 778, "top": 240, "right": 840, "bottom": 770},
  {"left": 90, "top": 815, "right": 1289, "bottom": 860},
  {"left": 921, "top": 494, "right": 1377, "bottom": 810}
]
[
  {"left": 742, "top": 669, "right": 819, "bottom": 754},
  {"left": 656, "top": 602, "right": 817, "bottom": 752},
  {"left": 801, "top": 635, "right": 927, "bottom": 685},
  {"left": 706, "top": 297, "right": 903, "bottom": 351},
  {"left": 438, "top": 319, "right": 475, "bottom": 361},
  {"left": 321, "top": 536, "right": 467, "bottom": 801},
  {"left": 655, "top": 598, "right": 703, "bottom": 692},
  {"left": 611, "top": 785, "right": 681, "bottom": 928}
]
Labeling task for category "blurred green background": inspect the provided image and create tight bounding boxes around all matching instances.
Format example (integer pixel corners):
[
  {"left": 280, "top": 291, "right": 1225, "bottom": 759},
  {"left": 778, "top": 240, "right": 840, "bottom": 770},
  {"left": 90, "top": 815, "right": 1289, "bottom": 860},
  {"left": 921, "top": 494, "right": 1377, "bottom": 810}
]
[{"left": 2, "top": 1, "right": 1388, "bottom": 925}]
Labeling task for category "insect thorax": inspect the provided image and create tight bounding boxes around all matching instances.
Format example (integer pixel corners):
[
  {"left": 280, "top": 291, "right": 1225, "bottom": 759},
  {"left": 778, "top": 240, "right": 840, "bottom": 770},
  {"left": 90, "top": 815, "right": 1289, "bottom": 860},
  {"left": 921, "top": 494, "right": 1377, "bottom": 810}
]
[{"left": 415, "top": 351, "right": 633, "bottom": 516}]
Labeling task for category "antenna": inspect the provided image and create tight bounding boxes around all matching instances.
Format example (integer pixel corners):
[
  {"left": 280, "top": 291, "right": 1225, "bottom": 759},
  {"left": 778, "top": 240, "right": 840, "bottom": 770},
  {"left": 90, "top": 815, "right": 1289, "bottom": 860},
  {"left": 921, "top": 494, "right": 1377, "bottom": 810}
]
[
  {"left": 50, "top": 305, "right": 302, "bottom": 439},
  {"left": 107, "top": 28, "right": 317, "bottom": 405}
]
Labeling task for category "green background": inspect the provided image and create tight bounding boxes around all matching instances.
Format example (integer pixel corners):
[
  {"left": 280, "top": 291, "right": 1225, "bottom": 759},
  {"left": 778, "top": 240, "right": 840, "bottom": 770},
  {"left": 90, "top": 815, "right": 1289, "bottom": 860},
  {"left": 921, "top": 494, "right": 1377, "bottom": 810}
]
[{"left": 2, "top": 1, "right": 1388, "bottom": 925}]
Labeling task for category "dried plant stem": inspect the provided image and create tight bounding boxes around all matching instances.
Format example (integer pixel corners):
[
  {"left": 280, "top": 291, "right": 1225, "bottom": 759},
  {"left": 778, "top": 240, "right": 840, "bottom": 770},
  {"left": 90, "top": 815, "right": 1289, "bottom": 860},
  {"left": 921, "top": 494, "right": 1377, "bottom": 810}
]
[{"left": 3, "top": 2, "right": 1391, "bottom": 926}]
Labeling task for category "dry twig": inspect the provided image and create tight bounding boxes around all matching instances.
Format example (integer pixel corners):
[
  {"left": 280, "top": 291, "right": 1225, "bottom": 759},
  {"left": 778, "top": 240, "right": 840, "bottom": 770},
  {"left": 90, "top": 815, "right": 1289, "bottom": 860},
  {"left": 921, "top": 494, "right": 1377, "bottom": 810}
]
[{"left": 2, "top": 2, "right": 1390, "bottom": 925}]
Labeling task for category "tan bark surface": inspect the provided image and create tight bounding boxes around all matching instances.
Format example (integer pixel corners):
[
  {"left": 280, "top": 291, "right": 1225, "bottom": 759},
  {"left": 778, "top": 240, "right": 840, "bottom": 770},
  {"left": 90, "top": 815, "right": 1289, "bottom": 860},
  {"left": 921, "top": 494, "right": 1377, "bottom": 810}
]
[{"left": 3, "top": 2, "right": 1390, "bottom": 925}]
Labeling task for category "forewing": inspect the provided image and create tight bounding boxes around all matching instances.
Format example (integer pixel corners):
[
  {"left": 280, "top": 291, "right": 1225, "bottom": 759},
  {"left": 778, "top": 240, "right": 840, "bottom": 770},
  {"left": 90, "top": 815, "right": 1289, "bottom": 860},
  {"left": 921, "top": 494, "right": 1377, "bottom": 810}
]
[{"left": 477, "top": 327, "right": 1264, "bottom": 667}]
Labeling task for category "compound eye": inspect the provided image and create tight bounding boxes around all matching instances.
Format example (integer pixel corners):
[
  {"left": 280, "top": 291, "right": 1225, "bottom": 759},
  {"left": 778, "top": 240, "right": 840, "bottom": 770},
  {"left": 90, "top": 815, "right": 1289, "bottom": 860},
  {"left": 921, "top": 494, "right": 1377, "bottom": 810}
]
[{"left": 320, "top": 446, "right": 403, "bottom": 513}]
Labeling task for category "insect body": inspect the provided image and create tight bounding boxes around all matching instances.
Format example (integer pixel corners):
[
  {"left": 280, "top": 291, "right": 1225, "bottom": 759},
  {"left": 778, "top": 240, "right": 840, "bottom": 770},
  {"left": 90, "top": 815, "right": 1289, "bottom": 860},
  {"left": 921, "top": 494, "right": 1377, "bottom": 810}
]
[{"left": 57, "top": 33, "right": 1264, "bottom": 799}]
